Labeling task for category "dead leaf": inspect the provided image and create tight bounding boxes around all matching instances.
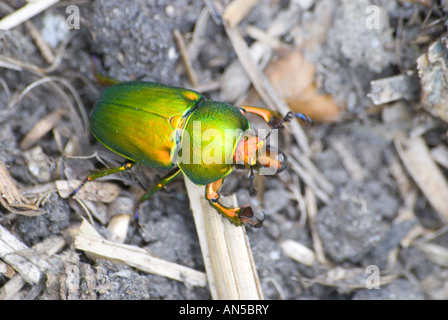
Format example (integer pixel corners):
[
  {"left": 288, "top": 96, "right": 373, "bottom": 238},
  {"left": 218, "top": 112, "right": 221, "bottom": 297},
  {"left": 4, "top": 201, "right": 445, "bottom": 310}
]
[
  {"left": 265, "top": 50, "right": 341, "bottom": 122},
  {"left": 0, "top": 162, "right": 42, "bottom": 216}
]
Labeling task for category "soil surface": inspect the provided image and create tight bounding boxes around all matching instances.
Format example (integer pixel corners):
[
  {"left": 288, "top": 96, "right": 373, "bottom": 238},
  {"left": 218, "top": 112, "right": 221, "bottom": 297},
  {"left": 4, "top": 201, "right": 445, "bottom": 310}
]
[{"left": 1, "top": 0, "right": 448, "bottom": 300}]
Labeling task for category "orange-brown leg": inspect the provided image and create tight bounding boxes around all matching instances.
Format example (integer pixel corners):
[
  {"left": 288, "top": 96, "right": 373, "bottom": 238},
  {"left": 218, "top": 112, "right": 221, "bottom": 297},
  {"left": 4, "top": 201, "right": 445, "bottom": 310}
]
[
  {"left": 205, "top": 179, "right": 264, "bottom": 227},
  {"left": 240, "top": 106, "right": 312, "bottom": 129},
  {"left": 239, "top": 106, "right": 283, "bottom": 128}
]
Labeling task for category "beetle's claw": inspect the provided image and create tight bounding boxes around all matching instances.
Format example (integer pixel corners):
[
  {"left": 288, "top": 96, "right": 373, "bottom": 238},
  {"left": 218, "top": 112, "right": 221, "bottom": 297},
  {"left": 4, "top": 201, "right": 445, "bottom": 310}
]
[{"left": 239, "top": 206, "right": 265, "bottom": 228}]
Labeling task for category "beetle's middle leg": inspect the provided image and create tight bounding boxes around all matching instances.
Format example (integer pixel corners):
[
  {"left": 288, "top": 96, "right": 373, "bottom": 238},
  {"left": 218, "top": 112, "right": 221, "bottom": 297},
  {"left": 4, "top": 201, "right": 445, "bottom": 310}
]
[
  {"left": 134, "top": 168, "right": 182, "bottom": 218},
  {"left": 138, "top": 168, "right": 182, "bottom": 203},
  {"left": 206, "top": 179, "right": 264, "bottom": 228},
  {"left": 70, "top": 160, "right": 136, "bottom": 197}
]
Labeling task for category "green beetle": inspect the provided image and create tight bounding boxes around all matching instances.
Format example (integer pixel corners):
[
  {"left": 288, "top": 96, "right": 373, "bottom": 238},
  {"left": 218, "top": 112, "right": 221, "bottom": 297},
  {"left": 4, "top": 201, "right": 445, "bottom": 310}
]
[{"left": 71, "top": 81, "right": 311, "bottom": 227}]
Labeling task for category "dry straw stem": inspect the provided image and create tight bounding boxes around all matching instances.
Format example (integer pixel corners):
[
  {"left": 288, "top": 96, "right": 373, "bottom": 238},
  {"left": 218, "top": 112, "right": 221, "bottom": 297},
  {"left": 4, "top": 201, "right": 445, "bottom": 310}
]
[
  {"left": 0, "top": 224, "right": 65, "bottom": 299},
  {"left": 184, "top": 179, "right": 263, "bottom": 300},
  {"left": 305, "top": 187, "right": 328, "bottom": 265},
  {"left": 220, "top": 4, "right": 302, "bottom": 103},
  {"left": 0, "top": 162, "right": 42, "bottom": 215},
  {"left": 0, "top": 225, "right": 42, "bottom": 284},
  {"left": 25, "top": 20, "right": 55, "bottom": 64},
  {"left": 222, "top": 18, "right": 310, "bottom": 155},
  {"left": 174, "top": 29, "right": 198, "bottom": 87},
  {"left": 430, "top": 144, "right": 448, "bottom": 170},
  {"left": 0, "top": 274, "right": 26, "bottom": 300},
  {"left": 223, "top": 0, "right": 260, "bottom": 28},
  {"left": 307, "top": 266, "right": 396, "bottom": 290},
  {"left": 0, "top": 0, "right": 60, "bottom": 30},
  {"left": 20, "top": 108, "right": 65, "bottom": 150},
  {"left": 395, "top": 135, "right": 448, "bottom": 222},
  {"left": 413, "top": 241, "right": 448, "bottom": 267},
  {"left": 73, "top": 219, "right": 207, "bottom": 287}
]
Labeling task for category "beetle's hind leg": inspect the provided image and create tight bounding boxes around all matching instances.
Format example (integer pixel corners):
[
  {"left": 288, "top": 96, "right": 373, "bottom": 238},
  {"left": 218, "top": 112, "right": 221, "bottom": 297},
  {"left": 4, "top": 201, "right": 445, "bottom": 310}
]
[
  {"left": 206, "top": 179, "right": 265, "bottom": 228},
  {"left": 135, "top": 168, "right": 182, "bottom": 218},
  {"left": 70, "top": 160, "right": 136, "bottom": 197}
]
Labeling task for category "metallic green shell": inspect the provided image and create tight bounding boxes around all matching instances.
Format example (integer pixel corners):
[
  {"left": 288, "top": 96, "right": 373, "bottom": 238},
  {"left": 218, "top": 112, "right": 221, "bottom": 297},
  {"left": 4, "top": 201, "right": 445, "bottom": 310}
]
[
  {"left": 177, "top": 100, "right": 250, "bottom": 185},
  {"left": 90, "top": 81, "right": 202, "bottom": 169}
]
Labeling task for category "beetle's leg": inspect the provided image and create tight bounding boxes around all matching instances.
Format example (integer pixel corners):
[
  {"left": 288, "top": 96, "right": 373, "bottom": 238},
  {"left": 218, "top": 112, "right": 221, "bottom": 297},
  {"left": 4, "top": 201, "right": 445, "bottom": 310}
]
[
  {"left": 240, "top": 106, "right": 312, "bottom": 129},
  {"left": 70, "top": 160, "right": 136, "bottom": 197},
  {"left": 135, "top": 168, "right": 182, "bottom": 218},
  {"left": 239, "top": 106, "right": 284, "bottom": 129},
  {"left": 139, "top": 168, "right": 182, "bottom": 203},
  {"left": 206, "top": 179, "right": 264, "bottom": 228}
]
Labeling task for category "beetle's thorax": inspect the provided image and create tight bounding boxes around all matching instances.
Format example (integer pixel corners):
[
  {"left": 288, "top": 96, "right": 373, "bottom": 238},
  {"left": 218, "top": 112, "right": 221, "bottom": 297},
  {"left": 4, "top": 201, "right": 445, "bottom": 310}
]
[{"left": 176, "top": 100, "right": 251, "bottom": 185}]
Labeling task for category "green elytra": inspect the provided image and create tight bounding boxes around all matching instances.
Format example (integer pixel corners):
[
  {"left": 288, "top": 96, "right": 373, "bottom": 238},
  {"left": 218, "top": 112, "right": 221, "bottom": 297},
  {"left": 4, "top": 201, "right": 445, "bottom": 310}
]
[
  {"left": 91, "top": 81, "right": 249, "bottom": 185},
  {"left": 72, "top": 81, "right": 311, "bottom": 227}
]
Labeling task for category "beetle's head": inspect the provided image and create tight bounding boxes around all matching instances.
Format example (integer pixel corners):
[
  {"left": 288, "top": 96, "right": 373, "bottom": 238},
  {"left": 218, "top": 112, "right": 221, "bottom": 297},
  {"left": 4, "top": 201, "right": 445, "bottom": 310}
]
[{"left": 233, "top": 133, "right": 287, "bottom": 174}]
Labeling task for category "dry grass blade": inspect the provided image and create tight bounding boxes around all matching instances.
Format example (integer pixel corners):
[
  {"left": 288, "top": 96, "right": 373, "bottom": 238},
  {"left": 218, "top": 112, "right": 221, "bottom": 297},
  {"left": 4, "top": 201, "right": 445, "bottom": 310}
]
[
  {"left": 288, "top": 157, "right": 330, "bottom": 204},
  {"left": 184, "top": 179, "right": 263, "bottom": 299},
  {"left": 223, "top": 0, "right": 260, "bottom": 27},
  {"left": 187, "top": 7, "right": 210, "bottom": 61},
  {"left": 0, "top": 0, "right": 60, "bottom": 30},
  {"left": 20, "top": 109, "right": 65, "bottom": 150},
  {"left": 25, "top": 20, "right": 55, "bottom": 64},
  {"left": 305, "top": 187, "right": 328, "bottom": 265},
  {"left": 413, "top": 241, "right": 448, "bottom": 267},
  {"left": 220, "top": 3, "right": 303, "bottom": 103},
  {"left": 306, "top": 266, "right": 397, "bottom": 290},
  {"left": 291, "top": 146, "right": 335, "bottom": 195},
  {"left": 222, "top": 22, "right": 310, "bottom": 155},
  {"left": 8, "top": 76, "right": 89, "bottom": 147},
  {"left": 0, "top": 55, "right": 44, "bottom": 74},
  {"left": 174, "top": 29, "right": 198, "bottom": 87},
  {"left": 430, "top": 145, "right": 448, "bottom": 169},
  {"left": 74, "top": 220, "right": 207, "bottom": 287},
  {"left": 330, "top": 138, "right": 366, "bottom": 181},
  {"left": 395, "top": 135, "right": 448, "bottom": 222}
]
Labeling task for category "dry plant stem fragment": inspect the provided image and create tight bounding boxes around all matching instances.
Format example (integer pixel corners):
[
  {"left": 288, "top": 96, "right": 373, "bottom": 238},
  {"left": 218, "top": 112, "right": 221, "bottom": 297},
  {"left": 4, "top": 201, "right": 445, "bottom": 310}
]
[
  {"left": 0, "top": 0, "right": 60, "bottom": 30},
  {"left": 74, "top": 220, "right": 207, "bottom": 288},
  {"left": 395, "top": 136, "right": 448, "bottom": 222},
  {"left": 184, "top": 180, "right": 263, "bottom": 300},
  {"left": 0, "top": 162, "right": 41, "bottom": 215}
]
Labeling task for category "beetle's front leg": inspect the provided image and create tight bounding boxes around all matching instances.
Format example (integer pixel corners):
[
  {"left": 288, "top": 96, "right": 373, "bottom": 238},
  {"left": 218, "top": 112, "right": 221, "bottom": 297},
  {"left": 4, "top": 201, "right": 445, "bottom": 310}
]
[
  {"left": 206, "top": 179, "right": 264, "bottom": 228},
  {"left": 240, "top": 106, "right": 312, "bottom": 129},
  {"left": 240, "top": 106, "right": 284, "bottom": 129}
]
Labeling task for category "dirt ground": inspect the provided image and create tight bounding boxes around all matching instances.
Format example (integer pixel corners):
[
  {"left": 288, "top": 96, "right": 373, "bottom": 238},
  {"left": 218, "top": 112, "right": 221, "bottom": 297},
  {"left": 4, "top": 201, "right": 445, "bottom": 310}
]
[{"left": 1, "top": 0, "right": 448, "bottom": 300}]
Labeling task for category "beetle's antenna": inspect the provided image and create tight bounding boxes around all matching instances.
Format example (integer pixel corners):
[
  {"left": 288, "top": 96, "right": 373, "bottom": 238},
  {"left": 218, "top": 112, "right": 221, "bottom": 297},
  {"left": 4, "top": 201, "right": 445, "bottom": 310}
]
[{"left": 264, "top": 112, "right": 312, "bottom": 140}]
